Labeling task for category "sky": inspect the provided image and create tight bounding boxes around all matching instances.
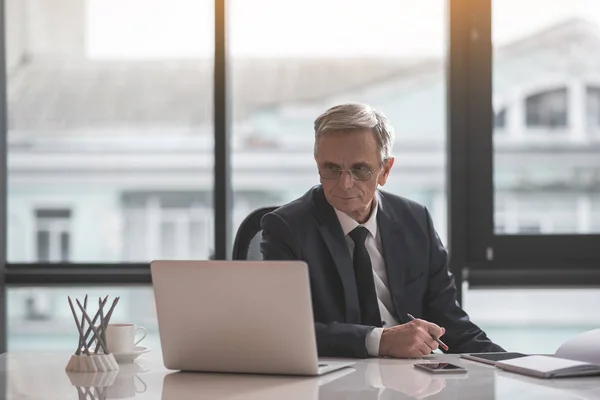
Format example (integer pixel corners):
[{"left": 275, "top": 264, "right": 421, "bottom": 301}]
[{"left": 86, "top": 0, "right": 600, "bottom": 59}]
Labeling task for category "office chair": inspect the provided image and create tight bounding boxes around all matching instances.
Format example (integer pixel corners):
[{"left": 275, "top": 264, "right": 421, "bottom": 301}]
[{"left": 232, "top": 206, "right": 278, "bottom": 260}]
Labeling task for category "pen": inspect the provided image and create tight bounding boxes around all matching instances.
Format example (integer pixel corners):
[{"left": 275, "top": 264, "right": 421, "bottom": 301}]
[{"left": 407, "top": 313, "right": 449, "bottom": 351}]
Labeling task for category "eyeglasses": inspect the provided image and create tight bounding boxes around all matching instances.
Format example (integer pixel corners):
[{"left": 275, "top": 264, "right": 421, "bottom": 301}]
[{"left": 318, "top": 162, "right": 384, "bottom": 181}]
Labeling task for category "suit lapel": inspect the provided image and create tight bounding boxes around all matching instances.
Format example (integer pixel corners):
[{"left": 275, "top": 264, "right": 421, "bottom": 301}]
[
  {"left": 313, "top": 187, "right": 361, "bottom": 324},
  {"left": 377, "top": 193, "right": 409, "bottom": 323}
]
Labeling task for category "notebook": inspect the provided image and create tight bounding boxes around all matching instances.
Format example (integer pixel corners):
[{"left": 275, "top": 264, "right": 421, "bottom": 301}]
[{"left": 495, "top": 329, "right": 600, "bottom": 379}]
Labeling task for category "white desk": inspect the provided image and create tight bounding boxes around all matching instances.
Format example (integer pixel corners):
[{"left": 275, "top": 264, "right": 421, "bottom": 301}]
[{"left": 2, "top": 351, "right": 599, "bottom": 399}]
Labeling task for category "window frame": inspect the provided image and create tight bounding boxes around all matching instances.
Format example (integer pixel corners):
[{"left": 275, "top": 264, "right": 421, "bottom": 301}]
[
  {"left": 461, "top": 0, "right": 600, "bottom": 286},
  {"left": 2, "top": 0, "right": 230, "bottom": 281}
]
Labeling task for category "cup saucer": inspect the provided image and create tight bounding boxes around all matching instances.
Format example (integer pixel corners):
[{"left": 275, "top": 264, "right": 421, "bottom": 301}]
[{"left": 111, "top": 346, "right": 151, "bottom": 364}]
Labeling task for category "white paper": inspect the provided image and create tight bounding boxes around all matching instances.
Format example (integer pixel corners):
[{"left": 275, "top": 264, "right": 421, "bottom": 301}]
[{"left": 555, "top": 328, "right": 600, "bottom": 366}]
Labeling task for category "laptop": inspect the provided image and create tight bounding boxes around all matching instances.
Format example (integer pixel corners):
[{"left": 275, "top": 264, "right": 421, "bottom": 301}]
[{"left": 150, "top": 260, "right": 355, "bottom": 376}]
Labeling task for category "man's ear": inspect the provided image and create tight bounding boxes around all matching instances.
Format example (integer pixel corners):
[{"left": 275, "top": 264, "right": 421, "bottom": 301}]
[{"left": 378, "top": 157, "right": 395, "bottom": 186}]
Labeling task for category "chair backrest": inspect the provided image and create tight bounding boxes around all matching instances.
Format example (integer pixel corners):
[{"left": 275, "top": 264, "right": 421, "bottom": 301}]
[{"left": 232, "top": 206, "right": 278, "bottom": 260}]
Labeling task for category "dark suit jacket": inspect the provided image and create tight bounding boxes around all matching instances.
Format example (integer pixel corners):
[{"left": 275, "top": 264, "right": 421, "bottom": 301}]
[{"left": 260, "top": 185, "right": 504, "bottom": 358}]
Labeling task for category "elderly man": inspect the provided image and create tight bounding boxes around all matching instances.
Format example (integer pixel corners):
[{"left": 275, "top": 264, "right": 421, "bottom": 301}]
[{"left": 260, "top": 103, "right": 504, "bottom": 358}]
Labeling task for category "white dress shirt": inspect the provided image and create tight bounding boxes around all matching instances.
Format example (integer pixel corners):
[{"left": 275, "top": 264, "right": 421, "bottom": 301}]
[{"left": 334, "top": 199, "right": 400, "bottom": 356}]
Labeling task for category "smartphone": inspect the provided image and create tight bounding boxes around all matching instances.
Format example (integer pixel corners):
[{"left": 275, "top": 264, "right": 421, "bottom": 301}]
[{"left": 414, "top": 362, "right": 468, "bottom": 374}]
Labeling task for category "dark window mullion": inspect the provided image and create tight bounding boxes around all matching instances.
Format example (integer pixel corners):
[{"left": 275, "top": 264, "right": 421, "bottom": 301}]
[
  {"left": 213, "top": 0, "right": 232, "bottom": 260},
  {"left": 0, "top": 0, "right": 8, "bottom": 353}
]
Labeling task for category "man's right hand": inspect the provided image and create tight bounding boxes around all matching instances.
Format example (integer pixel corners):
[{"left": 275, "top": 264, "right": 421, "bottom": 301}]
[{"left": 379, "top": 318, "right": 445, "bottom": 358}]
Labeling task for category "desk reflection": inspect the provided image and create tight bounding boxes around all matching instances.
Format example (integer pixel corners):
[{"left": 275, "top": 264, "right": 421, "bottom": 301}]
[
  {"left": 161, "top": 366, "right": 356, "bottom": 399},
  {"left": 66, "top": 362, "right": 149, "bottom": 400},
  {"left": 319, "top": 359, "right": 449, "bottom": 399},
  {"left": 159, "top": 359, "right": 490, "bottom": 400}
]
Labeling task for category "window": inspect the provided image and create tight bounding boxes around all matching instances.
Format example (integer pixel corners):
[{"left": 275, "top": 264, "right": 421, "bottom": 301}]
[
  {"left": 230, "top": 0, "right": 448, "bottom": 245},
  {"left": 493, "top": 12, "right": 600, "bottom": 235},
  {"left": 586, "top": 86, "right": 600, "bottom": 130},
  {"left": 494, "top": 108, "right": 507, "bottom": 130},
  {"left": 35, "top": 209, "right": 71, "bottom": 262},
  {"left": 2, "top": 0, "right": 599, "bottom": 358},
  {"left": 464, "top": 287, "right": 600, "bottom": 354},
  {"left": 517, "top": 222, "right": 542, "bottom": 234},
  {"left": 525, "top": 88, "right": 568, "bottom": 129},
  {"left": 6, "top": 0, "right": 214, "bottom": 263},
  {"left": 122, "top": 192, "right": 213, "bottom": 261}
]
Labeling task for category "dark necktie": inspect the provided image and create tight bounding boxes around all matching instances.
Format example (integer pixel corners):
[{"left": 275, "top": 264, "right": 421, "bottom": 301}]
[{"left": 348, "top": 226, "right": 382, "bottom": 327}]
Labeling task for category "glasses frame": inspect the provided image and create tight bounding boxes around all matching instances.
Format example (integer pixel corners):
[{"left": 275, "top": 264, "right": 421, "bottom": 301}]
[{"left": 318, "top": 160, "right": 386, "bottom": 181}]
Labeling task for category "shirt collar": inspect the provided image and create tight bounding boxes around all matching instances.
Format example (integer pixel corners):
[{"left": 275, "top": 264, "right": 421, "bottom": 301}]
[{"left": 334, "top": 196, "right": 379, "bottom": 238}]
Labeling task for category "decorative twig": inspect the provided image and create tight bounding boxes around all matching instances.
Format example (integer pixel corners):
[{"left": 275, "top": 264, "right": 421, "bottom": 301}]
[
  {"left": 95, "top": 297, "right": 105, "bottom": 354},
  {"left": 82, "top": 295, "right": 109, "bottom": 350},
  {"left": 76, "top": 299, "right": 109, "bottom": 355},
  {"left": 85, "top": 296, "right": 118, "bottom": 351},
  {"left": 75, "top": 295, "right": 88, "bottom": 355},
  {"left": 68, "top": 297, "right": 90, "bottom": 356},
  {"left": 103, "top": 297, "right": 120, "bottom": 327},
  {"left": 79, "top": 303, "right": 105, "bottom": 354}
]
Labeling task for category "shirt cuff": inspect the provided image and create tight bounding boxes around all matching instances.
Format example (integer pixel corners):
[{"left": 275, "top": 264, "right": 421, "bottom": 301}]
[{"left": 366, "top": 327, "right": 384, "bottom": 356}]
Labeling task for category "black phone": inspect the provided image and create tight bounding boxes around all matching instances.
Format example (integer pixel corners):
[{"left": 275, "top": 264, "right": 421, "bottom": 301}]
[{"left": 414, "top": 362, "right": 468, "bottom": 374}]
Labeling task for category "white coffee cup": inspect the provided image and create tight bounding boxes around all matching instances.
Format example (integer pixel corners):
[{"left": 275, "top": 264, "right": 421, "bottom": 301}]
[{"left": 105, "top": 323, "right": 146, "bottom": 354}]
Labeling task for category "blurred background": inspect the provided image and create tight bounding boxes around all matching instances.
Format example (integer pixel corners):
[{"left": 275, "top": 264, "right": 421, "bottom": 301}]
[{"left": 4, "top": 0, "right": 600, "bottom": 354}]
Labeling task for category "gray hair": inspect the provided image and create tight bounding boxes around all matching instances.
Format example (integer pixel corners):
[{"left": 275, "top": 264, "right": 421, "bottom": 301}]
[{"left": 313, "top": 103, "right": 395, "bottom": 161}]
